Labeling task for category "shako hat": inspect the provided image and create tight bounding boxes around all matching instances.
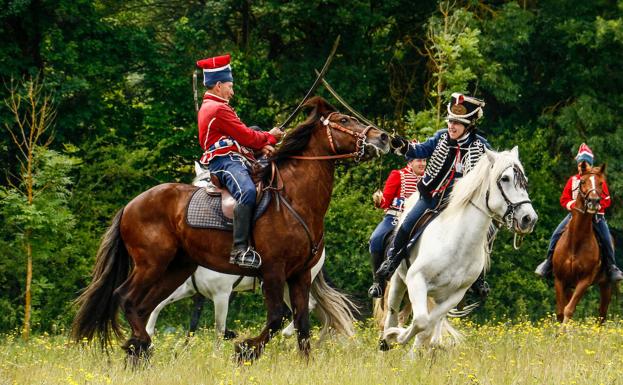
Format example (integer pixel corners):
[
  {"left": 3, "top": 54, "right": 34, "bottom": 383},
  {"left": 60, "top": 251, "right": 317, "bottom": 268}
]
[
  {"left": 446, "top": 93, "right": 485, "bottom": 125},
  {"left": 575, "top": 143, "right": 594, "bottom": 165},
  {"left": 196, "top": 54, "right": 234, "bottom": 87}
]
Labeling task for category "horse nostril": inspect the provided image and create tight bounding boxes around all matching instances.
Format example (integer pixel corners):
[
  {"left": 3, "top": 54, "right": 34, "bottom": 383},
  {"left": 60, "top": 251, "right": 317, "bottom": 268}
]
[
  {"left": 380, "top": 133, "right": 388, "bottom": 142},
  {"left": 521, "top": 215, "right": 531, "bottom": 225}
]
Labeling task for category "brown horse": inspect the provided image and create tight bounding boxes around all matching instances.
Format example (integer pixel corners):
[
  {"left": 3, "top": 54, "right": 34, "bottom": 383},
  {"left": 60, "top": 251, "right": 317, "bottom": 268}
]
[
  {"left": 71, "top": 96, "right": 389, "bottom": 361},
  {"left": 553, "top": 164, "right": 613, "bottom": 324}
]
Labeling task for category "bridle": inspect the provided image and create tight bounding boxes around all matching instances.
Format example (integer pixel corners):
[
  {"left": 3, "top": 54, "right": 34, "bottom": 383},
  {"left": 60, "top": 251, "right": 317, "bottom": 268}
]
[
  {"left": 485, "top": 165, "right": 532, "bottom": 230},
  {"left": 572, "top": 174, "right": 601, "bottom": 214},
  {"left": 289, "top": 112, "right": 374, "bottom": 162},
  {"left": 471, "top": 164, "right": 532, "bottom": 249}
]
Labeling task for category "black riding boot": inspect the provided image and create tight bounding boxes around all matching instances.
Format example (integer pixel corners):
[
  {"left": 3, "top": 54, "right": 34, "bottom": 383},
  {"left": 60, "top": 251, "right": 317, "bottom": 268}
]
[
  {"left": 469, "top": 273, "right": 490, "bottom": 300},
  {"left": 534, "top": 252, "right": 553, "bottom": 279},
  {"left": 603, "top": 248, "right": 623, "bottom": 283},
  {"left": 368, "top": 251, "right": 386, "bottom": 298},
  {"left": 230, "top": 203, "right": 261, "bottom": 268},
  {"left": 376, "top": 228, "right": 410, "bottom": 286},
  {"left": 375, "top": 246, "right": 408, "bottom": 287}
]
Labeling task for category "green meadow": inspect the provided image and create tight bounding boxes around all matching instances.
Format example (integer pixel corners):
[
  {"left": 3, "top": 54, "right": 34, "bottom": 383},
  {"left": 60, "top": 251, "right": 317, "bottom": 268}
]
[{"left": 2, "top": 318, "right": 622, "bottom": 385}]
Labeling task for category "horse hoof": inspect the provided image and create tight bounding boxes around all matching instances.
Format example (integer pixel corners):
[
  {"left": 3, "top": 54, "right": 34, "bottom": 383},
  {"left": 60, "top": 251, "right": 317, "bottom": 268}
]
[
  {"left": 122, "top": 338, "right": 152, "bottom": 368},
  {"left": 378, "top": 339, "right": 391, "bottom": 352},
  {"left": 234, "top": 340, "right": 260, "bottom": 363},
  {"left": 223, "top": 329, "right": 237, "bottom": 340}
]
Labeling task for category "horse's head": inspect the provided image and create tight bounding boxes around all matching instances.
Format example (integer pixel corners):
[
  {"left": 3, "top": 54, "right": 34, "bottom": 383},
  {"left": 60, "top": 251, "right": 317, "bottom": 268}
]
[
  {"left": 576, "top": 163, "right": 607, "bottom": 214},
  {"left": 301, "top": 96, "right": 390, "bottom": 160},
  {"left": 484, "top": 146, "right": 538, "bottom": 234}
]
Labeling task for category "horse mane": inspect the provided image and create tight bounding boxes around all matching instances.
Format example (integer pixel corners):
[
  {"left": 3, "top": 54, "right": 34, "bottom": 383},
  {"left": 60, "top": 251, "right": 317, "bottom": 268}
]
[
  {"left": 261, "top": 96, "right": 337, "bottom": 182},
  {"left": 445, "top": 149, "right": 522, "bottom": 213}
]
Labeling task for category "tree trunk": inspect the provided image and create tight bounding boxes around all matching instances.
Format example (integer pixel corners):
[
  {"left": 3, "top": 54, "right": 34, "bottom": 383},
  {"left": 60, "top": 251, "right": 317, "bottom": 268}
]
[{"left": 22, "top": 233, "right": 32, "bottom": 340}]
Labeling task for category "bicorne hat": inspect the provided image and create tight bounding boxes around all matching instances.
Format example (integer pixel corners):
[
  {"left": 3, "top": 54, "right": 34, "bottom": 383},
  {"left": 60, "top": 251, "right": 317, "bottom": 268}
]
[
  {"left": 575, "top": 143, "right": 594, "bottom": 165},
  {"left": 446, "top": 93, "right": 485, "bottom": 125},
  {"left": 196, "top": 54, "right": 234, "bottom": 87}
]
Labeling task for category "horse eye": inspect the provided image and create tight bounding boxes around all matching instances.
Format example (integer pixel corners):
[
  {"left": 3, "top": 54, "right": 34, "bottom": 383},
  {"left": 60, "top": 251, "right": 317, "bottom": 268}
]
[
  {"left": 340, "top": 118, "right": 348, "bottom": 124},
  {"left": 501, "top": 175, "right": 511, "bottom": 183}
]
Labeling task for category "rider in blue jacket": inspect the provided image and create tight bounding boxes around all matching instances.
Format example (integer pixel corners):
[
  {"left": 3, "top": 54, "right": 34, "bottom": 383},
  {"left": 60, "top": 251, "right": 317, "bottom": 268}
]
[{"left": 376, "top": 93, "right": 490, "bottom": 294}]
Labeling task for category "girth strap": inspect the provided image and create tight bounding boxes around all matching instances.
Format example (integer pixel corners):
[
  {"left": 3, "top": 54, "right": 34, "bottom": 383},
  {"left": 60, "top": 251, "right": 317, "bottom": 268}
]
[{"left": 190, "top": 271, "right": 204, "bottom": 297}]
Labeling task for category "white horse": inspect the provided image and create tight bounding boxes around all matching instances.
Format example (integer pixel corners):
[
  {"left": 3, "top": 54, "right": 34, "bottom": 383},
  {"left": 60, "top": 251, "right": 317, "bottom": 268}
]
[
  {"left": 146, "top": 163, "right": 356, "bottom": 339},
  {"left": 382, "top": 147, "right": 537, "bottom": 351}
]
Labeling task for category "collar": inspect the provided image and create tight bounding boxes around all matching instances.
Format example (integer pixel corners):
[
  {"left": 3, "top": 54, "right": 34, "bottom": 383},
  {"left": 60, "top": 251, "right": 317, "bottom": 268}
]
[
  {"left": 456, "top": 131, "right": 471, "bottom": 145},
  {"left": 203, "top": 92, "right": 229, "bottom": 104}
]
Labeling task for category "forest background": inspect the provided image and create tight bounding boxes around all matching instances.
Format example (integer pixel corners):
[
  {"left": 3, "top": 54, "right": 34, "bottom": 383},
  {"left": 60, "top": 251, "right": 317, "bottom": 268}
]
[{"left": 2, "top": 0, "right": 623, "bottom": 335}]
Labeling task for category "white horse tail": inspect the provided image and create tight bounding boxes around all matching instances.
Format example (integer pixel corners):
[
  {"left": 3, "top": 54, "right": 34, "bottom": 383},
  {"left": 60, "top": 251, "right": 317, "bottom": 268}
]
[
  {"left": 430, "top": 317, "right": 463, "bottom": 346},
  {"left": 310, "top": 269, "right": 358, "bottom": 338}
]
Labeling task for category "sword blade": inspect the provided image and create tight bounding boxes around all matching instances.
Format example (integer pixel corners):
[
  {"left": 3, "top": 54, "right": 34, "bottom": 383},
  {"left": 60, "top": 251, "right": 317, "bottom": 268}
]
[
  {"left": 276, "top": 35, "right": 341, "bottom": 130},
  {"left": 316, "top": 71, "right": 379, "bottom": 129}
]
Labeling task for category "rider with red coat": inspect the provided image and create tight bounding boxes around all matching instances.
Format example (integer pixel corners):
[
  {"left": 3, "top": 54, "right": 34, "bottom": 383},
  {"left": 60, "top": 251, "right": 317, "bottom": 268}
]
[
  {"left": 197, "top": 54, "right": 283, "bottom": 269},
  {"left": 367, "top": 150, "right": 426, "bottom": 298},
  {"left": 535, "top": 143, "right": 623, "bottom": 282}
]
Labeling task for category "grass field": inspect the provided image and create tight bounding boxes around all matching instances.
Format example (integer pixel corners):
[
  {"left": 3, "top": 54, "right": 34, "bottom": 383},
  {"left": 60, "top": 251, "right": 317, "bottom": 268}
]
[{"left": 2, "top": 317, "right": 623, "bottom": 385}]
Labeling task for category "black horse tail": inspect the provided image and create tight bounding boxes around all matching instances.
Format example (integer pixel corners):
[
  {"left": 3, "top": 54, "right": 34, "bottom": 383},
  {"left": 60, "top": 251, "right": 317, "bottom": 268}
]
[{"left": 71, "top": 208, "right": 130, "bottom": 349}]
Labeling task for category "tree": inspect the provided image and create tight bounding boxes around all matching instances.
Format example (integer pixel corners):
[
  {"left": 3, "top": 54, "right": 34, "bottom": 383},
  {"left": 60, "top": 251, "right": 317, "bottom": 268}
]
[{"left": 1, "top": 76, "right": 78, "bottom": 339}]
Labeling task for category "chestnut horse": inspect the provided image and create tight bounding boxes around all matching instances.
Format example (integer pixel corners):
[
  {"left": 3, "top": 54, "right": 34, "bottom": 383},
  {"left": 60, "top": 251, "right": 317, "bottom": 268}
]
[
  {"left": 72, "top": 96, "right": 389, "bottom": 361},
  {"left": 553, "top": 164, "right": 613, "bottom": 324}
]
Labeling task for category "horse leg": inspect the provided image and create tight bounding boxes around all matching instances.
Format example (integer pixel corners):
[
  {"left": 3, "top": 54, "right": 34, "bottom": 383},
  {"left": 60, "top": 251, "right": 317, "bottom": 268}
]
[
  {"left": 413, "top": 290, "right": 465, "bottom": 350},
  {"left": 188, "top": 293, "right": 206, "bottom": 336},
  {"left": 213, "top": 292, "right": 236, "bottom": 339},
  {"left": 562, "top": 279, "right": 591, "bottom": 323},
  {"left": 145, "top": 279, "right": 196, "bottom": 337},
  {"left": 598, "top": 282, "right": 612, "bottom": 325},
  {"left": 235, "top": 269, "right": 287, "bottom": 362},
  {"left": 116, "top": 259, "right": 195, "bottom": 362},
  {"left": 554, "top": 278, "right": 566, "bottom": 323},
  {"left": 288, "top": 270, "right": 313, "bottom": 357},
  {"left": 380, "top": 273, "right": 407, "bottom": 351}
]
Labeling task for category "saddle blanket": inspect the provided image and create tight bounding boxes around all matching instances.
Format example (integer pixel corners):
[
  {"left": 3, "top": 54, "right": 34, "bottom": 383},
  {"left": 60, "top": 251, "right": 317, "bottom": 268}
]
[{"left": 185, "top": 188, "right": 272, "bottom": 231}]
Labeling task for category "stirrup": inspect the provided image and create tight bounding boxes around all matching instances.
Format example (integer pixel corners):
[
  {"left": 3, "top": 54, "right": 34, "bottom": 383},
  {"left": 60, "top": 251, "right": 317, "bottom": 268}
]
[
  {"left": 608, "top": 266, "right": 623, "bottom": 282},
  {"left": 368, "top": 283, "right": 383, "bottom": 298},
  {"left": 230, "top": 247, "right": 262, "bottom": 269}
]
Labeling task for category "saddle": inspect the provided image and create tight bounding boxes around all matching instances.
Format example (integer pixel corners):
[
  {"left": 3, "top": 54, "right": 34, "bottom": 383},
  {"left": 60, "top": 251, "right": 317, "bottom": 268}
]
[
  {"left": 205, "top": 174, "right": 265, "bottom": 220},
  {"left": 186, "top": 162, "right": 272, "bottom": 230},
  {"left": 404, "top": 191, "right": 452, "bottom": 252}
]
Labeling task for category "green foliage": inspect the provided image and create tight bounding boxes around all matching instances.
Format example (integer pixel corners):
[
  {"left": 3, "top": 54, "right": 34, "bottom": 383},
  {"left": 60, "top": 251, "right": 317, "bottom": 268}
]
[{"left": 0, "top": 147, "right": 83, "bottom": 331}]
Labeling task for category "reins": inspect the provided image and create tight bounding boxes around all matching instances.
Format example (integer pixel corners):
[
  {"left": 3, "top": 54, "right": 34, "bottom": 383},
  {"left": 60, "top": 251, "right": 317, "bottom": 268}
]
[
  {"left": 263, "top": 111, "right": 375, "bottom": 265},
  {"left": 289, "top": 112, "right": 373, "bottom": 162}
]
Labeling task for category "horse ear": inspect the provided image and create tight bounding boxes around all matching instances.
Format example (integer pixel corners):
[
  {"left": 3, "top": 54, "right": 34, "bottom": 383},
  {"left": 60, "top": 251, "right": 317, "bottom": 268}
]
[
  {"left": 511, "top": 146, "right": 519, "bottom": 158},
  {"left": 194, "top": 161, "right": 203, "bottom": 176},
  {"left": 485, "top": 147, "right": 496, "bottom": 165},
  {"left": 599, "top": 162, "right": 607, "bottom": 175},
  {"left": 304, "top": 96, "right": 336, "bottom": 118}
]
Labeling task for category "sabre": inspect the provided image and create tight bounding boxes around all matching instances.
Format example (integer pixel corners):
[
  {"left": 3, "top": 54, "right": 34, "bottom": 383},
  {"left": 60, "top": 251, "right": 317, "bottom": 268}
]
[
  {"left": 315, "top": 70, "right": 380, "bottom": 130},
  {"left": 276, "top": 35, "right": 341, "bottom": 131}
]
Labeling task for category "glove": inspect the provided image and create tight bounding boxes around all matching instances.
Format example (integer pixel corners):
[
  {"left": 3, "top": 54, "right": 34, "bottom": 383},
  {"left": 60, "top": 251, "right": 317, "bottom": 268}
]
[{"left": 390, "top": 135, "right": 410, "bottom": 156}]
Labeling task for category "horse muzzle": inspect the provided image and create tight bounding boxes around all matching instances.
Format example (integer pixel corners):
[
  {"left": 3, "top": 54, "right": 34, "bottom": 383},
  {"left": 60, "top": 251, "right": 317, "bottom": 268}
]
[
  {"left": 363, "top": 128, "right": 390, "bottom": 158},
  {"left": 514, "top": 205, "right": 538, "bottom": 234}
]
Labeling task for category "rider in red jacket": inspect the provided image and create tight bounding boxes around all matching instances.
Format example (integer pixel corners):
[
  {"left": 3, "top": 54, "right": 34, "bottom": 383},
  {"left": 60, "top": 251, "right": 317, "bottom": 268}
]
[
  {"left": 367, "top": 151, "right": 426, "bottom": 298},
  {"left": 196, "top": 54, "right": 283, "bottom": 269},
  {"left": 535, "top": 143, "right": 623, "bottom": 282}
]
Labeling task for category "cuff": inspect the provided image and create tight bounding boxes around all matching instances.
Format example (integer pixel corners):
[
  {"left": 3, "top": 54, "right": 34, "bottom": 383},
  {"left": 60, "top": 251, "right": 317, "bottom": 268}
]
[
  {"left": 266, "top": 133, "right": 277, "bottom": 145},
  {"left": 566, "top": 200, "right": 575, "bottom": 210}
]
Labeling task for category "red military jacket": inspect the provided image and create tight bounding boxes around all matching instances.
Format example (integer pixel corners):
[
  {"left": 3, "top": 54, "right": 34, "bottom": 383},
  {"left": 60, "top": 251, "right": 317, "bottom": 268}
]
[
  {"left": 198, "top": 93, "right": 277, "bottom": 164},
  {"left": 380, "top": 164, "right": 421, "bottom": 211},
  {"left": 560, "top": 173, "right": 611, "bottom": 214}
]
